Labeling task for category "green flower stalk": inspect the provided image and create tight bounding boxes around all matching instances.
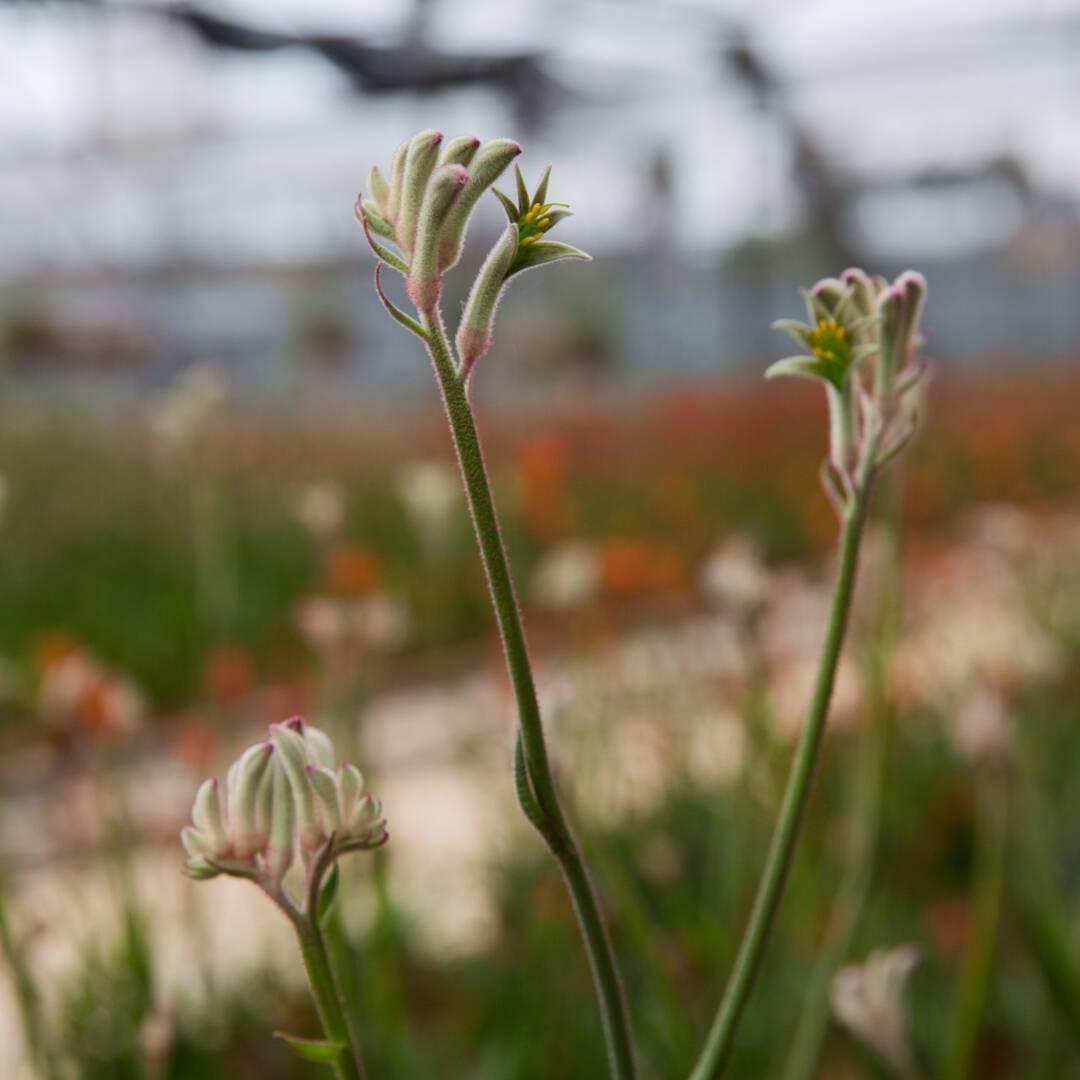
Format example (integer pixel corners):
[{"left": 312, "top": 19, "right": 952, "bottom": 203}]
[
  {"left": 182, "top": 717, "right": 387, "bottom": 1080},
  {"left": 356, "top": 133, "right": 634, "bottom": 1078},
  {"left": 691, "top": 269, "right": 928, "bottom": 1078}
]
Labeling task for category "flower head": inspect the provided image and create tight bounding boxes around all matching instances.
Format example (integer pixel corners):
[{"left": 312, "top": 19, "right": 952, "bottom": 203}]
[
  {"left": 182, "top": 717, "right": 387, "bottom": 909},
  {"left": 767, "top": 269, "right": 929, "bottom": 514}
]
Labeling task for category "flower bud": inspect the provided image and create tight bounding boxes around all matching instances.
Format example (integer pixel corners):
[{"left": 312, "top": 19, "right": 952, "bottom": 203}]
[
  {"left": 271, "top": 721, "right": 323, "bottom": 851},
  {"left": 306, "top": 765, "right": 343, "bottom": 832},
  {"left": 437, "top": 138, "right": 522, "bottom": 271},
  {"left": 181, "top": 826, "right": 218, "bottom": 879},
  {"left": 440, "top": 135, "right": 481, "bottom": 168},
  {"left": 367, "top": 166, "right": 389, "bottom": 214},
  {"left": 230, "top": 741, "right": 273, "bottom": 858},
  {"left": 406, "top": 163, "right": 469, "bottom": 312},
  {"left": 338, "top": 762, "right": 362, "bottom": 813},
  {"left": 455, "top": 224, "right": 517, "bottom": 371},
  {"left": 384, "top": 140, "right": 408, "bottom": 227},
  {"left": 303, "top": 724, "right": 336, "bottom": 769},
  {"left": 192, "top": 777, "right": 229, "bottom": 856},
  {"left": 397, "top": 129, "right": 444, "bottom": 258},
  {"left": 265, "top": 757, "right": 296, "bottom": 889}
]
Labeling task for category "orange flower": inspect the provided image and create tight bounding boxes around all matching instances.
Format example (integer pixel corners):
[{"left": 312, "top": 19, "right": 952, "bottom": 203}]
[
  {"left": 204, "top": 645, "right": 254, "bottom": 707},
  {"left": 325, "top": 544, "right": 380, "bottom": 595}
]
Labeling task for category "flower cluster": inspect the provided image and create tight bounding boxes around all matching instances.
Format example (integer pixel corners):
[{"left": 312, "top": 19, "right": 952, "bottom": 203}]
[
  {"left": 769, "top": 268, "right": 927, "bottom": 513},
  {"left": 357, "top": 130, "right": 589, "bottom": 375},
  {"left": 182, "top": 717, "right": 386, "bottom": 904}
]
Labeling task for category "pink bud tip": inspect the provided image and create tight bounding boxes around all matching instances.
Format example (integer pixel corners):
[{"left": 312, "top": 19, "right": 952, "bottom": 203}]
[{"left": 284, "top": 716, "right": 305, "bottom": 732}]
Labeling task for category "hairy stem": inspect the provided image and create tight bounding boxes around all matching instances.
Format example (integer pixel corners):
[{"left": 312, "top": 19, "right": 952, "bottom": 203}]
[
  {"left": 690, "top": 481, "right": 873, "bottom": 1079},
  {"left": 782, "top": 475, "right": 901, "bottom": 1080},
  {"left": 422, "top": 311, "right": 637, "bottom": 1079},
  {"left": 292, "top": 911, "right": 367, "bottom": 1080}
]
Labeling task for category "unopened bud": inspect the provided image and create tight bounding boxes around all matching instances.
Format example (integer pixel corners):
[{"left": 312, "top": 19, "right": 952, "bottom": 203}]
[
  {"left": 440, "top": 135, "right": 481, "bottom": 168},
  {"left": 406, "top": 163, "right": 469, "bottom": 312},
  {"left": 271, "top": 722, "right": 322, "bottom": 850},
  {"left": 385, "top": 140, "right": 408, "bottom": 227},
  {"left": 397, "top": 129, "right": 444, "bottom": 257},
  {"left": 303, "top": 724, "right": 336, "bottom": 769},
  {"left": 192, "top": 778, "right": 229, "bottom": 856},
  {"left": 265, "top": 757, "right": 295, "bottom": 889},
  {"left": 437, "top": 138, "right": 522, "bottom": 271},
  {"left": 306, "top": 765, "right": 342, "bottom": 832},
  {"left": 231, "top": 742, "right": 273, "bottom": 858},
  {"left": 367, "top": 166, "right": 389, "bottom": 214},
  {"left": 455, "top": 224, "right": 517, "bottom": 371}
]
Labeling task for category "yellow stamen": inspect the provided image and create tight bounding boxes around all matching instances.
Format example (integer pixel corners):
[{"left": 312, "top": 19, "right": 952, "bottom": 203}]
[{"left": 537, "top": 217, "right": 551, "bottom": 229}]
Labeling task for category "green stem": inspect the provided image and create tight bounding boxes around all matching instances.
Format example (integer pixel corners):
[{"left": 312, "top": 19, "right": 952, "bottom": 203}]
[
  {"left": 422, "top": 312, "right": 637, "bottom": 1079},
  {"left": 292, "top": 912, "right": 367, "bottom": 1080},
  {"left": 690, "top": 483, "right": 873, "bottom": 1079},
  {"left": 782, "top": 476, "right": 901, "bottom": 1080},
  {"left": 939, "top": 782, "right": 1008, "bottom": 1080}
]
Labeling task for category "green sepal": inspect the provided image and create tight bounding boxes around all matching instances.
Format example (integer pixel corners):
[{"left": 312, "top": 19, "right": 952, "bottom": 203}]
[
  {"left": 532, "top": 165, "right": 552, "bottom": 207},
  {"left": 273, "top": 1033, "right": 347, "bottom": 1065},
  {"left": 765, "top": 355, "right": 834, "bottom": 385},
  {"left": 771, "top": 318, "right": 814, "bottom": 348},
  {"left": 508, "top": 239, "right": 591, "bottom": 277},
  {"left": 493, "top": 187, "right": 519, "bottom": 223},
  {"left": 514, "top": 163, "right": 530, "bottom": 215}
]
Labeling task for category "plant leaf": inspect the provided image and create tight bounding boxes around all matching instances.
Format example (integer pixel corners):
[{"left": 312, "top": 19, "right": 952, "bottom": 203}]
[
  {"left": 764, "top": 355, "right": 829, "bottom": 383},
  {"left": 508, "top": 240, "right": 591, "bottom": 277},
  {"left": 318, "top": 863, "right": 340, "bottom": 925},
  {"left": 492, "top": 187, "right": 519, "bottom": 224},
  {"left": 274, "top": 1033, "right": 347, "bottom": 1065}
]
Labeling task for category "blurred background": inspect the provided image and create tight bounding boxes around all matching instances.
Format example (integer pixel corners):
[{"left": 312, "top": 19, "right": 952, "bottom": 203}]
[{"left": 1, "top": 0, "right": 1079, "bottom": 1077}]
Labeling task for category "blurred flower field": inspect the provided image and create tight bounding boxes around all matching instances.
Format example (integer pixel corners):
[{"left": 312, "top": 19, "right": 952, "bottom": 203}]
[{"left": 1, "top": 370, "right": 1079, "bottom": 1077}]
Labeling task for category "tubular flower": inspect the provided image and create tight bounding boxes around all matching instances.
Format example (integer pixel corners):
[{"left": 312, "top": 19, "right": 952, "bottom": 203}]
[
  {"left": 182, "top": 717, "right": 387, "bottom": 908},
  {"left": 767, "top": 269, "right": 928, "bottom": 515},
  {"left": 357, "top": 132, "right": 591, "bottom": 378}
]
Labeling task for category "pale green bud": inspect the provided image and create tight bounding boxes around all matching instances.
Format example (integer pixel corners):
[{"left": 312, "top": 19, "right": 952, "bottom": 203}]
[
  {"left": 271, "top": 720, "right": 322, "bottom": 850},
  {"left": 455, "top": 224, "right": 517, "bottom": 372},
  {"left": 192, "top": 778, "right": 229, "bottom": 856},
  {"left": 440, "top": 135, "right": 481, "bottom": 168},
  {"left": 306, "top": 764, "right": 342, "bottom": 832},
  {"left": 265, "top": 757, "right": 296, "bottom": 889},
  {"left": 385, "top": 140, "right": 408, "bottom": 227},
  {"left": 337, "top": 763, "right": 363, "bottom": 819},
  {"left": 303, "top": 725, "right": 336, "bottom": 769},
  {"left": 437, "top": 138, "right": 522, "bottom": 271},
  {"left": 367, "top": 165, "right": 389, "bottom": 214},
  {"left": 406, "top": 163, "right": 469, "bottom": 312},
  {"left": 231, "top": 741, "right": 273, "bottom": 858},
  {"left": 397, "top": 129, "right": 444, "bottom": 257}
]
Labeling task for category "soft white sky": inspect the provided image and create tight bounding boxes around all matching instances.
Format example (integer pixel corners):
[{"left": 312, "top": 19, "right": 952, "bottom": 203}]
[{"left": 1, "top": 0, "right": 1078, "bottom": 274}]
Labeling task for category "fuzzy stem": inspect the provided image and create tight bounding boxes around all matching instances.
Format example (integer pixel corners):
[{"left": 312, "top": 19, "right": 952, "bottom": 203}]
[
  {"left": 421, "top": 311, "right": 637, "bottom": 1079},
  {"left": 292, "top": 911, "right": 367, "bottom": 1080},
  {"left": 690, "top": 474, "right": 874, "bottom": 1079},
  {"left": 782, "top": 477, "right": 901, "bottom": 1080}
]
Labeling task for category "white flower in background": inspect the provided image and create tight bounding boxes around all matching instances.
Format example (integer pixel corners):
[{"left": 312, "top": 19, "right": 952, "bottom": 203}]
[
  {"left": 700, "top": 536, "right": 771, "bottom": 615},
  {"left": 350, "top": 592, "right": 411, "bottom": 651},
  {"left": 396, "top": 461, "right": 460, "bottom": 546},
  {"left": 148, "top": 363, "right": 226, "bottom": 453},
  {"left": 768, "top": 654, "right": 860, "bottom": 742},
  {"left": 532, "top": 540, "right": 602, "bottom": 611},
  {"left": 294, "top": 482, "right": 346, "bottom": 541},
  {"left": 296, "top": 596, "right": 348, "bottom": 653},
  {"left": 831, "top": 944, "right": 919, "bottom": 1074},
  {"left": 685, "top": 708, "right": 747, "bottom": 788},
  {"left": 948, "top": 686, "right": 1012, "bottom": 768},
  {"left": 297, "top": 593, "right": 410, "bottom": 654}
]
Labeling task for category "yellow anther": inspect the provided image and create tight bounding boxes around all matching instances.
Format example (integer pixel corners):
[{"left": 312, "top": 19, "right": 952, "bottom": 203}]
[
  {"left": 537, "top": 217, "right": 551, "bottom": 229},
  {"left": 520, "top": 235, "right": 538, "bottom": 246}
]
